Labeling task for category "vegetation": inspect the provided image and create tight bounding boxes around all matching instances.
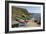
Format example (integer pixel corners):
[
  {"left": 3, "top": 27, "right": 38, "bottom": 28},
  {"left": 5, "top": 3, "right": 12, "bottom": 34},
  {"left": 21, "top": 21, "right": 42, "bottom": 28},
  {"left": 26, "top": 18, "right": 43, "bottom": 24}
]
[{"left": 12, "top": 6, "right": 30, "bottom": 20}]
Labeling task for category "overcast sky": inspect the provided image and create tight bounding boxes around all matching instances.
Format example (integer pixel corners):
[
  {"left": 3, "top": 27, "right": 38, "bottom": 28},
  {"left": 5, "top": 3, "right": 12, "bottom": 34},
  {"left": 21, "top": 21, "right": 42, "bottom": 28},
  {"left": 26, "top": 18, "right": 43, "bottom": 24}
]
[{"left": 14, "top": 6, "right": 41, "bottom": 13}]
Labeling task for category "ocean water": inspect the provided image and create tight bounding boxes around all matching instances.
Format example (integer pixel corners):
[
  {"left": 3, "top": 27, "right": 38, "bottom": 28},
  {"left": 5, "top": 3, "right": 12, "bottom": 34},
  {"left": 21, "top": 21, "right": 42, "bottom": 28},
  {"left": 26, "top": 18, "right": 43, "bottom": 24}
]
[{"left": 29, "top": 13, "right": 41, "bottom": 20}]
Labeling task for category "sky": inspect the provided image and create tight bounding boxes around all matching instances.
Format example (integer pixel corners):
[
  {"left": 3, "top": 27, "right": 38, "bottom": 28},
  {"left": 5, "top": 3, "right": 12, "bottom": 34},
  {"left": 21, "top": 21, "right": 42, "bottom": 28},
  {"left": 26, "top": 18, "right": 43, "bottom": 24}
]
[{"left": 14, "top": 6, "right": 41, "bottom": 13}]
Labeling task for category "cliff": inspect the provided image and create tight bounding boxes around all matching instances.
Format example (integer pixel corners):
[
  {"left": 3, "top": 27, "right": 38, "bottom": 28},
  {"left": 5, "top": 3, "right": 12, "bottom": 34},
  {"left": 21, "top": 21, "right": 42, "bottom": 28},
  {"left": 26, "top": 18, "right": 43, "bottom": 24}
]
[{"left": 12, "top": 6, "right": 30, "bottom": 20}]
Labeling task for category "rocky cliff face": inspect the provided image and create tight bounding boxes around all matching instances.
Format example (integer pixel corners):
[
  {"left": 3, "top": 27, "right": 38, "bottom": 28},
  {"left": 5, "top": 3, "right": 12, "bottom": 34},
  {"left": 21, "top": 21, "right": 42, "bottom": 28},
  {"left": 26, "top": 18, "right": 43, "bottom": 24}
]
[{"left": 12, "top": 6, "right": 30, "bottom": 20}]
